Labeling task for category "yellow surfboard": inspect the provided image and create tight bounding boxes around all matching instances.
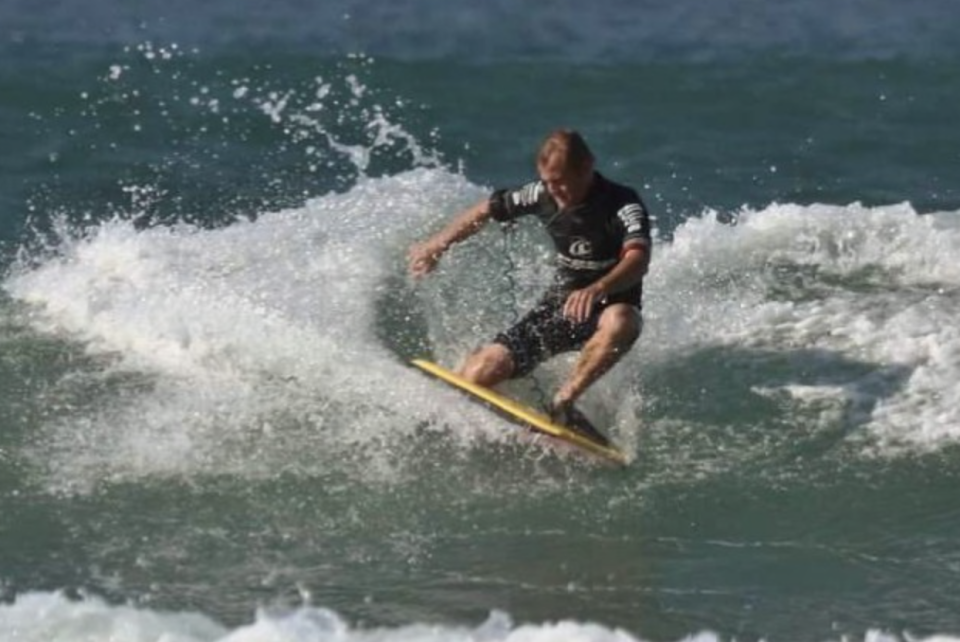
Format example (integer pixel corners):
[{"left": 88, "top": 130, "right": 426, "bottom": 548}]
[{"left": 411, "top": 359, "right": 628, "bottom": 466}]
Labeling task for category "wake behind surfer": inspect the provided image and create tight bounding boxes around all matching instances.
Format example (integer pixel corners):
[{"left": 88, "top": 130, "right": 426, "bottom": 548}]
[{"left": 407, "top": 129, "right": 652, "bottom": 442}]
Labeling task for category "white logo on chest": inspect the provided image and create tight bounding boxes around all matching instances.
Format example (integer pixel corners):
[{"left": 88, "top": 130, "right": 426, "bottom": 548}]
[{"left": 569, "top": 238, "right": 593, "bottom": 257}]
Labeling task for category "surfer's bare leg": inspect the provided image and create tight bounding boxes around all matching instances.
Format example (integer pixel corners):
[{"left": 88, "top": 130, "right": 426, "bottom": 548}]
[
  {"left": 553, "top": 303, "right": 640, "bottom": 409},
  {"left": 459, "top": 343, "right": 515, "bottom": 387}
]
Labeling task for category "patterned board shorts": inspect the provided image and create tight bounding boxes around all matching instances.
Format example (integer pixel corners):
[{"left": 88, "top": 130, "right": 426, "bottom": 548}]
[{"left": 492, "top": 289, "right": 642, "bottom": 378}]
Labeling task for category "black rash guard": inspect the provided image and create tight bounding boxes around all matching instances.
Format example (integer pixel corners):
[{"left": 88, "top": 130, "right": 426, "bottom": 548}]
[{"left": 488, "top": 172, "right": 652, "bottom": 303}]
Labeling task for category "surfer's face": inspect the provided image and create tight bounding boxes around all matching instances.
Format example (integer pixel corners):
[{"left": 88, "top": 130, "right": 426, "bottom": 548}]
[{"left": 538, "top": 154, "right": 593, "bottom": 210}]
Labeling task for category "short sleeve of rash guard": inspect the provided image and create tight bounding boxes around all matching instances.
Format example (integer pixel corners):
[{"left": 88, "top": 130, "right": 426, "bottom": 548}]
[
  {"left": 616, "top": 198, "right": 652, "bottom": 249},
  {"left": 489, "top": 181, "right": 546, "bottom": 222}
]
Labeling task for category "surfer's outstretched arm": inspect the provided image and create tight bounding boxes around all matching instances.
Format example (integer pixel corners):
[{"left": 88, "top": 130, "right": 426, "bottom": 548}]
[{"left": 408, "top": 199, "right": 492, "bottom": 278}]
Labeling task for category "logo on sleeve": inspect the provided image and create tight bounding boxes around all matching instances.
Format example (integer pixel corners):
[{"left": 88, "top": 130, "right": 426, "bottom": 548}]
[
  {"left": 618, "top": 203, "right": 645, "bottom": 234},
  {"left": 511, "top": 182, "right": 544, "bottom": 207}
]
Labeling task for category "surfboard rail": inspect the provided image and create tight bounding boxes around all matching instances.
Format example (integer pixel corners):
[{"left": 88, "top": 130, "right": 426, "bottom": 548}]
[{"left": 411, "top": 358, "right": 629, "bottom": 466}]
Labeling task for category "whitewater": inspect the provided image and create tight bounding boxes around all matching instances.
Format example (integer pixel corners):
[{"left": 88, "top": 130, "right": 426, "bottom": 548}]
[{"left": 4, "top": 3, "right": 960, "bottom": 637}]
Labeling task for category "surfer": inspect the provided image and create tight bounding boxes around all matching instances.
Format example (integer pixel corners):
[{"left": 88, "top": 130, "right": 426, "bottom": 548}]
[{"left": 408, "top": 129, "right": 651, "bottom": 437}]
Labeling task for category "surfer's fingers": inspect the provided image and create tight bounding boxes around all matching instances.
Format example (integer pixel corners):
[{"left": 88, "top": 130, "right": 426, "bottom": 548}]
[
  {"left": 407, "top": 244, "right": 438, "bottom": 276},
  {"left": 563, "top": 289, "right": 592, "bottom": 323}
]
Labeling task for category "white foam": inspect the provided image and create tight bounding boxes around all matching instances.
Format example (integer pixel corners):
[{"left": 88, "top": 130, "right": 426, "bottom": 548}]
[
  {"left": 9, "top": 185, "right": 960, "bottom": 485},
  {"left": 4, "top": 168, "right": 507, "bottom": 492},
  {"left": 1, "top": 590, "right": 958, "bottom": 642},
  {"left": 0, "top": 593, "right": 650, "bottom": 642},
  {"left": 646, "top": 201, "right": 960, "bottom": 453},
  {"left": 0, "top": 591, "right": 225, "bottom": 642}
]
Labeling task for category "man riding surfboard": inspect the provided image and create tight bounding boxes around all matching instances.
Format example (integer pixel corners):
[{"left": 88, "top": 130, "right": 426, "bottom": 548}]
[{"left": 408, "top": 129, "right": 652, "bottom": 440}]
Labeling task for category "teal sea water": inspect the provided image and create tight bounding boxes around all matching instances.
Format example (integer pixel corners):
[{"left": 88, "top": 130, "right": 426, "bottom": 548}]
[{"left": 3, "top": 2, "right": 960, "bottom": 640}]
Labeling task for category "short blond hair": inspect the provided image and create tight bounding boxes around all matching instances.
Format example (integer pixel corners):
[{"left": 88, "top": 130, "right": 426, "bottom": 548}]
[{"left": 536, "top": 129, "right": 594, "bottom": 171}]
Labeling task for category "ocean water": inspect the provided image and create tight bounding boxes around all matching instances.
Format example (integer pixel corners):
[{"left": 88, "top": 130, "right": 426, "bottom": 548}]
[{"left": 3, "top": 1, "right": 960, "bottom": 641}]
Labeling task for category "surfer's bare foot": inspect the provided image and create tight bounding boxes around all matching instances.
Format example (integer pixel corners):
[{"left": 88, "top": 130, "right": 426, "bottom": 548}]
[{"left": 548, "top": 401, "right": 610, "bottom": 446}]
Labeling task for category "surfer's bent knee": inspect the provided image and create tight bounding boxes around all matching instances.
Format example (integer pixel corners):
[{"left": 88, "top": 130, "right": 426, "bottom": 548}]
[
  {"left": 597, "top": 304, "right": 643, "bottom": 350},
  {"left": 459, "top": 344, "right": 515, "bottom": 387}
]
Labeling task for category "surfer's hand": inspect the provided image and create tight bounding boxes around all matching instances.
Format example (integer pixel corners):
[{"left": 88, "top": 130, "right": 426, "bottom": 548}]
[
  {"left": 563, "top": 284, "right": 605, "bottom": 323},
  {"left": 408, "top": 242, "right": 443, "bottom": 278}
]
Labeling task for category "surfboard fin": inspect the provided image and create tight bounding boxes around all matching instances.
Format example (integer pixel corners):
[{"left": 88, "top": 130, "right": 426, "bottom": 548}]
[{"left": 548, "top": 403, "right": 610, "bottom": 447}]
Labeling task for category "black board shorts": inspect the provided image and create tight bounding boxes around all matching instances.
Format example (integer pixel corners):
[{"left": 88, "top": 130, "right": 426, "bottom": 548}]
[{"left": 493, "top": 288, "right": 643, "bottom": 378}]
